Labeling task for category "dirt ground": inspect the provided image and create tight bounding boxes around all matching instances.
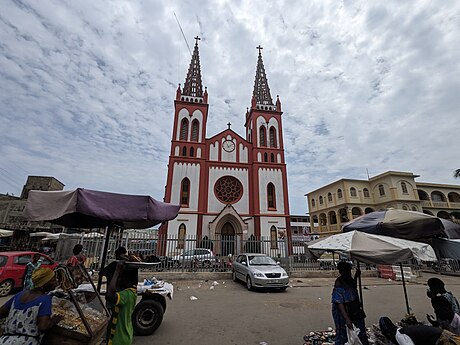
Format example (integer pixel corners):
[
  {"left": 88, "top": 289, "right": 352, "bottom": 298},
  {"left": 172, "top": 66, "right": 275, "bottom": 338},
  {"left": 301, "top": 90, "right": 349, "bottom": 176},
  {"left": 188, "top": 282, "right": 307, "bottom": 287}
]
[{"left": 132, "top": 273, "right": 460, "bottom": 345}]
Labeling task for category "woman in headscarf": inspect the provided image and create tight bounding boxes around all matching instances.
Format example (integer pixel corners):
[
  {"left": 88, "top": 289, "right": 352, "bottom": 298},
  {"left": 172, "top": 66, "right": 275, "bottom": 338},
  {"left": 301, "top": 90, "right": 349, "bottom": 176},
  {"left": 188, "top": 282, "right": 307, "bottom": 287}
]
[
  {"left": 0, "top": 268, "right": 63, "bottom": 344},
  {"left": 331, "top": 261, "right": 369, "bottom": 345}
]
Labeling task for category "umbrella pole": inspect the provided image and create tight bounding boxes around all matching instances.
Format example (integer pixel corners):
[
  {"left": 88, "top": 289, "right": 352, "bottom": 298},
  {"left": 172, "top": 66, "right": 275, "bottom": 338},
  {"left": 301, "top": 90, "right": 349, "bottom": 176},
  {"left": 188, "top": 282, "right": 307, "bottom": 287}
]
[
  {"left": 357, "top": 261, "right": 363, "bottom": 307},
  {"left": 97, "top": 225, "right": 111, "bottom": 293},
  {"left": 400, "top": 263, "right": 411, "bottom": 314}
]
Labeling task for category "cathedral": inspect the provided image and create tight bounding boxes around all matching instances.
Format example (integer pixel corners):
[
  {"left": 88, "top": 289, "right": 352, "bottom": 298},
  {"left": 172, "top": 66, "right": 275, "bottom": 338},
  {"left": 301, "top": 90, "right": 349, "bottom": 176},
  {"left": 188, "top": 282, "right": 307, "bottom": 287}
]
[{"left": 159, "top": 39, "right": 292, "bottom": 256}]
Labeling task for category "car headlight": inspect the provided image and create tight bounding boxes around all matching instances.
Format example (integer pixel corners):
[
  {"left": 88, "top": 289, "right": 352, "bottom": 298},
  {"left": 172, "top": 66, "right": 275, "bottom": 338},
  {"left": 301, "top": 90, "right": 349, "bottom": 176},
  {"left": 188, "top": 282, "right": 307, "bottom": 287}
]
[
  {"left": 281, "top": 271, "right": 288, "bottom": 277},
  {"left": 253, "top": 271, "right": 265, "bottom": 277}
]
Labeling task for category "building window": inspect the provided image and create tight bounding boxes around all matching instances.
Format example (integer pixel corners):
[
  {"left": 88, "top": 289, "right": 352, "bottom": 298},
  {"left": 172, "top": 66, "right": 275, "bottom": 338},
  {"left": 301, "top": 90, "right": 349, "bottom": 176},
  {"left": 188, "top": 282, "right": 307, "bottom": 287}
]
[
  {"left": 337, "top": 189, "right": 343, "bottom": 198},
  {"left": 350, "top": 187, "right": 357, "bottom": 197},
  {"left": 181, "top": 147, "right": 187, "bottom": 156},
  {"left": 259, "top": 126, "right": 267, "bottom": 147},
  {"left": 411, "top": 206, "right": 418, "bottom": 211},
  {"left": 402, "top": 205, "right": 408, "bottom": 210},
  {"left": 363, "top": 188, "right": 370, "bottom": 198},
  {"left": 267, "top": 183, "right": 276, "bottom": 209},
  {"left": 190, "top": 147, "right": 194, "bottom": 157},
  {"left": 191, "top": 120, "right": 199, "bottom": 142},
  {"left": 270, "top": 226, "right": 278, "bottom": 249},
  {"left": 181, "top": 178, "right": 190, "bottom": 206},
  {"left": 269, "top": 127, "right": 277, "bottom": 148},
  {"left": 319, "top": 196, "right": 323, "bottom": 205},
  {"left": 311, "top": 199, "right": 316, "bottom": 207},
  {"left": 214, "top": 176, "right": 243, "bottom": 204},
  {"left": 177, "top": 223, "right": 186, "bottom": 249},
  {"left": 264, "top": 152, "right": 268, "bottom": 162},
  {"left": 401, "top": 182, "right": 408, "bottom": 194},
  {"left": 379, "top": 184, "right": 385, "bottom": 196},
  {"left": 327, "top": 192, "right": 332, "bottom": 202},
  {"left": 270, "top": 153, "right": 275, "bottom": 162},
  {"left": 180, "top": 118, "right": 189, "bottom": 141}
]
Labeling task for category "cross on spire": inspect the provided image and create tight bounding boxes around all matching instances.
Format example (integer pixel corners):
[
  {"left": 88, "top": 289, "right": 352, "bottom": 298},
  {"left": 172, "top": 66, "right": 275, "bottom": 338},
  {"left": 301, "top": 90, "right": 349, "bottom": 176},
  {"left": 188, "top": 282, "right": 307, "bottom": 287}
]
[
  {"left": 227, "top": 122, "right": 231, "bottom": 130},
  {"left": 195, "top": 36, "right": 201, "bottom": 45},
  {"left": 256, "top": 45, "right": 263, "bottom": 54}
]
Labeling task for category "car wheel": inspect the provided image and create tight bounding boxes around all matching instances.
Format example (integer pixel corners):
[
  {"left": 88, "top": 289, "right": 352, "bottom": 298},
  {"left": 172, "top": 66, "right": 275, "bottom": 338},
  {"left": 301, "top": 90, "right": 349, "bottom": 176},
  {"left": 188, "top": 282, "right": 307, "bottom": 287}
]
[
  {"left": 132, "top": 299, "right": 164, "bottom": 336},
  {"left": 0, "top": 280, "right": 14, "bottom": 297},
  {"left": 232, "top": 270, "right": 238, "bottom": 282},
  {"left": 246, "top": 276, "right": 253, "bottom": 291},
  {"left": 279, "top": 287, "right": 287, "bottom": 291}
]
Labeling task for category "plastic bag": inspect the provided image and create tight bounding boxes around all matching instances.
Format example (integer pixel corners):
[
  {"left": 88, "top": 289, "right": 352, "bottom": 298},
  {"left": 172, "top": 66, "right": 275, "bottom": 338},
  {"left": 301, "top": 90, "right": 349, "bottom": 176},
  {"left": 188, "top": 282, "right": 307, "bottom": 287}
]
[{"left": 345, "top": 325, "right": 363, "bottom": 345}]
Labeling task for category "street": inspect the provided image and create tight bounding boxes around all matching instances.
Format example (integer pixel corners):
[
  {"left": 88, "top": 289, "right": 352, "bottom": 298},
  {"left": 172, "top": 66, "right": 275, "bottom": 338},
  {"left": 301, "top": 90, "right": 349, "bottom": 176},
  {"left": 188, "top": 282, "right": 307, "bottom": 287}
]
[
  {"left": 0, "top": 273, "right": 458, "bottom": 345},
  {"left": 132, "top": 273, "right": 460, "bottom": 345}
]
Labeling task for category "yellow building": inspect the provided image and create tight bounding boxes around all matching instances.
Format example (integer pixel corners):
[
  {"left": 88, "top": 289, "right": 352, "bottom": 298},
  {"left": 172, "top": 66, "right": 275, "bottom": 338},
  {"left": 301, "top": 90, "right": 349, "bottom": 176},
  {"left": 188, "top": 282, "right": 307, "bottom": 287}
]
[{"left": 306, "top": 171, "right": 460, "bottom": 236}]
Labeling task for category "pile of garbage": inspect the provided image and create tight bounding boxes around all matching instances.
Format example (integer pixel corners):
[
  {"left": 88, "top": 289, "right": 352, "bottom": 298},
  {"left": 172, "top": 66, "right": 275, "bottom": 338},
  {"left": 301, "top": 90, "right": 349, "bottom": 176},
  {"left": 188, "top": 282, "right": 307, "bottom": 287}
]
[{"left": 303, "top": 328, "right": 335, "bottom": 345}]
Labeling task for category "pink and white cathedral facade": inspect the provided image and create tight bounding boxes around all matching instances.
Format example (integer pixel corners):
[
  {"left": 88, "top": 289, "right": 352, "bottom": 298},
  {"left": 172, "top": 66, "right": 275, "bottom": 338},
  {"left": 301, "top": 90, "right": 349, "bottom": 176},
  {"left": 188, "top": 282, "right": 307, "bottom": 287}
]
[{"left": 160, "top": 40, "right": 292, "bottom": 256}]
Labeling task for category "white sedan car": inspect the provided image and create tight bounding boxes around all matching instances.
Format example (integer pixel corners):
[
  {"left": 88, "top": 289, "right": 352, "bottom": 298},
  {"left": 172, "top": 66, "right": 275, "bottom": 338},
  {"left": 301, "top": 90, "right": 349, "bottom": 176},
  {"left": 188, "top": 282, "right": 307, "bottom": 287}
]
[{"left": 232, "top": 253, "right": 289, "bottom": 291}]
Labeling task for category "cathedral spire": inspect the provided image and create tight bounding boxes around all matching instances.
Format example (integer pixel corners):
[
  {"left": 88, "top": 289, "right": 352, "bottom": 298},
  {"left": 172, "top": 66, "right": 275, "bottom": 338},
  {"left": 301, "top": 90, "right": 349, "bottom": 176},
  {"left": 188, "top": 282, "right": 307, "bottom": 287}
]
[
  {"left": 252, "top": 45, "right": 274, "bottom": 107},
  {"left": 182, "top": 36, "right": 203, "bottom": 98}
]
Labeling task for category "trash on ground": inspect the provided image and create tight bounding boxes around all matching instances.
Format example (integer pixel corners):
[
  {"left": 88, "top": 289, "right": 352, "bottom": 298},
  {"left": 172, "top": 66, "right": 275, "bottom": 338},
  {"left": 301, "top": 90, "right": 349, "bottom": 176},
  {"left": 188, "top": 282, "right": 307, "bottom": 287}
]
[{"left": 190, "top": 296, "right": 198, "bottom": 301}]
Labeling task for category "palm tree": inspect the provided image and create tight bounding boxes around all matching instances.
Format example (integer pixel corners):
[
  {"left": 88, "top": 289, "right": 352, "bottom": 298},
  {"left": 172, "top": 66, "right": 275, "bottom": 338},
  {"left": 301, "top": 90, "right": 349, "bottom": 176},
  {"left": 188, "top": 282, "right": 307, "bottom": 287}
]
[{"left": 455, "top": 169, "right": 460, "bottom": 178}]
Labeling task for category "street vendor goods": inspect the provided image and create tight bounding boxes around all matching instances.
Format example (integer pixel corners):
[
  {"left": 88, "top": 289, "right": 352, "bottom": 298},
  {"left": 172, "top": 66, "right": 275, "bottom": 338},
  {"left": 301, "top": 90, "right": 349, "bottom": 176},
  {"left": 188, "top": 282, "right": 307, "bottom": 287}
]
[{"left": 52, "top": 298, "right": 105, "bottom": 335}]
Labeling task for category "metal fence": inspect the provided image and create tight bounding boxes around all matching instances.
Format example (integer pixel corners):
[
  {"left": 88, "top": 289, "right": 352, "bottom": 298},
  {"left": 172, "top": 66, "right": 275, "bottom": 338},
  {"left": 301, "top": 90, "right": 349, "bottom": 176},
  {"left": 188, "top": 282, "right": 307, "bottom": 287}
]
[{"left": 54, "top": 231, "right": 459, "bottom": 276}]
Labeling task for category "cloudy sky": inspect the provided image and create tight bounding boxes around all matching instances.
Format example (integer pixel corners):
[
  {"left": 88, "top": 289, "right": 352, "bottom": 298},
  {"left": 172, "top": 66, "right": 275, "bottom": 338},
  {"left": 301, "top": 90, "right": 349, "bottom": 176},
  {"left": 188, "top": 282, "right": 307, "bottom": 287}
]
[{"left": 1, "top": 0, "right": 459, "bottom": 214}]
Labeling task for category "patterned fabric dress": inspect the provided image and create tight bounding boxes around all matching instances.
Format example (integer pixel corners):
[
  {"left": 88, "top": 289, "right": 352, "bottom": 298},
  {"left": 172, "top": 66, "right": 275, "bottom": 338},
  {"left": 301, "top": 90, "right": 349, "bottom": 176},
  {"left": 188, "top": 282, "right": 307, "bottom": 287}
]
[
  {"left": 23, "top": 261, "right": 41, "bottom": 291},
  {"left": 331, "top": 279, "right": 368, "bottom": 345},
  {"left": 0, "top": 291, "right": 52, "bottom": 345}
]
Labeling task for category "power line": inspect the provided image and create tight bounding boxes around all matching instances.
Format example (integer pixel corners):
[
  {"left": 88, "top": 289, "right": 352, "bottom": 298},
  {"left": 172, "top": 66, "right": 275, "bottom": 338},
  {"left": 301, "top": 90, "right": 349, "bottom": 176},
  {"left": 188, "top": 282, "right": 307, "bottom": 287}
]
[
  {"left": 0, "top": 168, "right": 22, "bottom": 187},
  {"left": 173, "top": 12, "right": 192, "bottom": 57}
]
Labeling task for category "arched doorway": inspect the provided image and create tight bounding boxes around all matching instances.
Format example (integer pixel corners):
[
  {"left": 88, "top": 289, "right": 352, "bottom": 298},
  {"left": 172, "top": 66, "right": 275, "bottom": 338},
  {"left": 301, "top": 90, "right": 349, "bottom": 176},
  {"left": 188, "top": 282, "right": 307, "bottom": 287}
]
[{"left": 221, "top": 222, "right": 235, "bottom": 256}]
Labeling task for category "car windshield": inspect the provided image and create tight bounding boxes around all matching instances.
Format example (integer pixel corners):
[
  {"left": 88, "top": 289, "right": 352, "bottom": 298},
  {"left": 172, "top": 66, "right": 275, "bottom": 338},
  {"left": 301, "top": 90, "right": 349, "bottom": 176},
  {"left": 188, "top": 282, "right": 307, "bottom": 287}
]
[{"left": 248, "top": 256, "right": 277, "bottom": 266}]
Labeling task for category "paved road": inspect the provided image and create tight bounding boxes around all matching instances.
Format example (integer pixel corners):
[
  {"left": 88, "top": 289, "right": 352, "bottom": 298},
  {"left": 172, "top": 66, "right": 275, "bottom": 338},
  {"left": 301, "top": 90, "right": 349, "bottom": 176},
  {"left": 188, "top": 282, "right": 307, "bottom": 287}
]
[
  {"left": 131, "top": 273, "right": 460, "bottom": 345},
  {"left": 0, "top": 273, "right": 458, "bottom": 345}
]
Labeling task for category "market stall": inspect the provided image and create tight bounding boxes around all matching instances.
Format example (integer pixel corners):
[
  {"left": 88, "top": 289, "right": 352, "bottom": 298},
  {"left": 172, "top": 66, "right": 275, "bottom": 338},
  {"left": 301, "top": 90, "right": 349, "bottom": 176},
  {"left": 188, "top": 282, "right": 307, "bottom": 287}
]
[{"left": 24, "top": 188, "right": 180, "bottom": 342}]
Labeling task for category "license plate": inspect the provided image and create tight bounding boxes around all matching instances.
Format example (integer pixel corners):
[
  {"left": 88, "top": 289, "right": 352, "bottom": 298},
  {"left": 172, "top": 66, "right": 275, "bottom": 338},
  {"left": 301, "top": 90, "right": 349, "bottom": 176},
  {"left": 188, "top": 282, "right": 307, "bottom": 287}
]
[{"left": 269, "top": 279, "right": 279, "bottom": 283}]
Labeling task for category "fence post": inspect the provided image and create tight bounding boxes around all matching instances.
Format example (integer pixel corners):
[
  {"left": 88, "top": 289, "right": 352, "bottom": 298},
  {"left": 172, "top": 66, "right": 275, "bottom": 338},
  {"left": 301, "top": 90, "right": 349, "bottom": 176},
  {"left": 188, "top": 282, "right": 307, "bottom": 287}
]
[{"left": 284, "top": 236, "right": 290, "bottom": 273}]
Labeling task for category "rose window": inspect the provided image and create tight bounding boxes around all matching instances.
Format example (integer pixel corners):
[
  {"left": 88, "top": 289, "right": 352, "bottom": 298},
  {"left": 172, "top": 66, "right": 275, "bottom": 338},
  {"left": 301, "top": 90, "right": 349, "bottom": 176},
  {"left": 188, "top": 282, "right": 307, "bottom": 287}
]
[{"left": 214, "top": 176, "right": 243, "bottom": 204}]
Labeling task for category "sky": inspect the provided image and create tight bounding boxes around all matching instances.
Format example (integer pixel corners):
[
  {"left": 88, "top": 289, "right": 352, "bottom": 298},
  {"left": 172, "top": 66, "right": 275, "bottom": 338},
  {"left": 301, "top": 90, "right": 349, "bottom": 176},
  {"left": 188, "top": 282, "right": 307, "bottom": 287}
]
[{"left": 1, "top": 0, "right": 459, "bottom": 215}]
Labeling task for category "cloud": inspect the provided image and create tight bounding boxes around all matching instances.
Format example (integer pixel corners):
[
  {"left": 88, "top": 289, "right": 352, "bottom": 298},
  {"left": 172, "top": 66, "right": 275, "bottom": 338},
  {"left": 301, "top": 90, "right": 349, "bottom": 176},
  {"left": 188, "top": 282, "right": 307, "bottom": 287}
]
[{"left": 1, "top": 0, "right": 459, "bottom": 215}]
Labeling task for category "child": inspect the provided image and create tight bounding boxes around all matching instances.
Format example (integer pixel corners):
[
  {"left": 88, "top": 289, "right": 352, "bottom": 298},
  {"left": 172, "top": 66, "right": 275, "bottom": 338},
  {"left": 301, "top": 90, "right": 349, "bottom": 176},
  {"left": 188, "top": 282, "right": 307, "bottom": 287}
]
[{"left": 106, "top": 261, "right": 137, "bottom": 345}]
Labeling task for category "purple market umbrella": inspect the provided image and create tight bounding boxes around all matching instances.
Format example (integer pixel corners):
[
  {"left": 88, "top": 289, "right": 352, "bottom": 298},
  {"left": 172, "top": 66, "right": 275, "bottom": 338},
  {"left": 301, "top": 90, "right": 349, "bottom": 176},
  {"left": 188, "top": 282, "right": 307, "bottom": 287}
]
[
  {"left": 342, "top": 209, "right": 449, "bottom": 240},
  {"left": 25, "top": 188, "right": 180, "bottom": 229}
]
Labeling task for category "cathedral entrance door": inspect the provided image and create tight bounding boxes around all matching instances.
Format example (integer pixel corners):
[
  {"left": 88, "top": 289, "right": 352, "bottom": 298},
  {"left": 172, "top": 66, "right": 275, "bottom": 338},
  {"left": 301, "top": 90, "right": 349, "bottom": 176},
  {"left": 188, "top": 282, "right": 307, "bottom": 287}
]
[{"left": 221, "top": 222, "right": 235, "bottom": 256}]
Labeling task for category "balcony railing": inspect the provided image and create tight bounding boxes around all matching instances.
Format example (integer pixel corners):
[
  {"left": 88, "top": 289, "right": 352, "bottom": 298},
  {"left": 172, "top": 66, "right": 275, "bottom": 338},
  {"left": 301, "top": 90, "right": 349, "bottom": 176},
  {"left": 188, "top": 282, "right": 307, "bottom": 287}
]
[
  {"left": 432, "top": 202, "right": 448, "bottom": 208},
  {"left": 421, "top": 200, "right": 432, "bottom": 207},
  {"left": 449, "top": 202, "right": 460, "bottom": 209}
]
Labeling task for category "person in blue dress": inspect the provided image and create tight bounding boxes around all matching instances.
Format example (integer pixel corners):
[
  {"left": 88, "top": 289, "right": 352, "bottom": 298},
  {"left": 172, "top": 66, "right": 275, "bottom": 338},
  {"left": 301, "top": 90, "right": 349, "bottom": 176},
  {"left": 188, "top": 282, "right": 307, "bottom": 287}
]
[
  {"left": 23, "top": 254, "right": 42, "bottom": 290},
  {"left": 331, "top": 261, "right": 369, "bottom": 345},
  {"left": 0, "top": 267, "right": 63, "bottom": 344}
]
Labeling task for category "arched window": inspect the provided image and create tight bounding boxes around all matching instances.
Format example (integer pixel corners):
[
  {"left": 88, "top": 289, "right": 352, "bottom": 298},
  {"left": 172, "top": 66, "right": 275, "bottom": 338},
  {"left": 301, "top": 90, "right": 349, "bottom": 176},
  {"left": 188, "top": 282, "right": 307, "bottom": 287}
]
[
  {"left": 311, "top": 199, "right": 316, "bottom": 207},
  {"left": 180, "top": 118, "right": 189, "bottom": 141},
  {"left": 363, "top": 188, "right": 370, "bottom": 198},
  {"left": 327, "top": 192, "right": 332, "bottom": 202},
  {"left": 319, "top": 196, "right": 323, "bottom": 205},
  {"left": 259, "top": 126, "right": 267, "bottom": 147},
  {"left": 270, "top": 153, "right": 275, "bottom": 162},
  {"left": 190, "top": 147, "right": 194, "bottom": 157},
  {"left": 180, "top": 178, "right": 190, "bottom": 206},
  {"left": 267, "top": 183, "right": 276, "bottom": 209},
  {"left": 402, "top": 205, "right": 409, "bottom": 210},
  {"left": 269, "top": 126, "right": 277, "bottom": 148},
  {"left": 401, "top": 182, "right": 408, "bottom": 194},
  {"left": 264, "top": 152, "right": 268, "bottom": 162},
  {"left": 350, "top": 187, "right": 357, "bottom": 197},
  {"left": 177, "top": 223, "right": 186, "bottom": 249},
  {"left": 270, "top": 226, "right": 278, "bottom": 249},
  {"left": 378, "top": 184, "right": 385, "bottom": 196},
  {"left": 181, "top": 147, "right": 187, "bottom": 156},
  {"left": 337, "top": 189, "right": 343, "bottom": 198},
  {"left": 191, "top": 120, "right": 199, "bottom": 142},
  {"left": 411, "top": 205, "right": 418, "bottom": 211}
]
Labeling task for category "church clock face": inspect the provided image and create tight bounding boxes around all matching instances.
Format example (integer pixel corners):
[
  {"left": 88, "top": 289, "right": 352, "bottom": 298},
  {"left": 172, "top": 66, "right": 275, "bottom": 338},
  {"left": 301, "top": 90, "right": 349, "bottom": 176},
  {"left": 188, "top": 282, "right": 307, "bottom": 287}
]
[{"left": 222, "top": 139, "right": 235, "bottom": 152}]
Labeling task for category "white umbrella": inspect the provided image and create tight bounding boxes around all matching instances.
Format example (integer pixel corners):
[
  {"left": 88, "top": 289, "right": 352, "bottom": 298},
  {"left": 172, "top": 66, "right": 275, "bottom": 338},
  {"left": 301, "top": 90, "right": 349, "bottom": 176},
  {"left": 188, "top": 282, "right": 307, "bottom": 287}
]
[
  {"left": 307, "top": 231, "right": 437, "bottom": 314},
  {"left": 29, "top": 231, "right": 54, "bottom": 238},
  {"left": 83, "top": 232, "right": 104, "bottom": 238}
]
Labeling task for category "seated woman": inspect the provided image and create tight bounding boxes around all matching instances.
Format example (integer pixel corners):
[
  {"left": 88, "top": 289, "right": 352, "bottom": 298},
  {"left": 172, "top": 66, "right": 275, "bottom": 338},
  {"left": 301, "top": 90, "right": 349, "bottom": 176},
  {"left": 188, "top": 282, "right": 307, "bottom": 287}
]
[
  {"left": 429, "top": 295, "right": 460, "bottom": 335},
  {"left": 379, "top": 316, "right": 460, "bottom": 345},
  {"left": 0, "top": 268, "right": 63, "bottom": 344}
]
